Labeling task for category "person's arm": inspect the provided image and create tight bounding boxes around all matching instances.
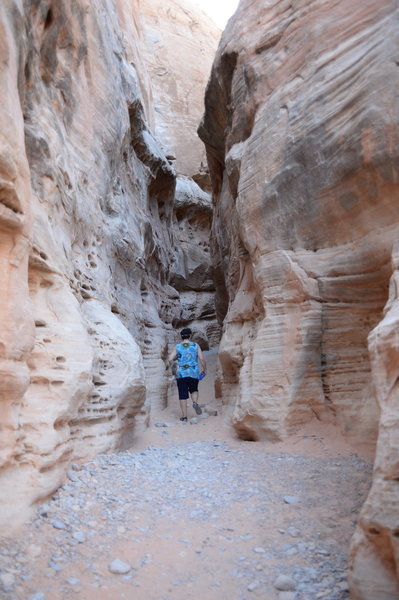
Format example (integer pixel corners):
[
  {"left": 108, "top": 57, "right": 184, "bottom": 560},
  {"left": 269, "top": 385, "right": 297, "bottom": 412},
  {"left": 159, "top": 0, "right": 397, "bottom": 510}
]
[{"left": 197, "top": 345, "right": 206, "bottom": 373}]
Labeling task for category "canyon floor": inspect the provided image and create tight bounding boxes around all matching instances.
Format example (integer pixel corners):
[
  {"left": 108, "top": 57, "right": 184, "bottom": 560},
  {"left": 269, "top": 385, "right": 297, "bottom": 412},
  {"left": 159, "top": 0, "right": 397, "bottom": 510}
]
[{"left": 0, "top": 352, "right": 373, "bottom": 600}]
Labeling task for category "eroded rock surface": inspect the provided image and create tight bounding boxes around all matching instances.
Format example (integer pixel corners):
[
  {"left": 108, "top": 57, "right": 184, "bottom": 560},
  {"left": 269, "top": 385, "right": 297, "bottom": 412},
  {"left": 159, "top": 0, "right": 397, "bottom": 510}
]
[
  {"left": 349, "top": 241, "right": 399, "bottom": 600},
  {"left": 200, "top": 1, "right": 399, "bottom": 596},
  {"left": 170, "top": 177, "right": 220, "bottom": 349},
  {"left": 0, "top": 0, "right": 218, "bottom": 529},
  {"left": 200, "top": 0, "right": 398, "bottom": 447},
  {"left": 140, "top": 0, "right": 220, "bottom": 179}
]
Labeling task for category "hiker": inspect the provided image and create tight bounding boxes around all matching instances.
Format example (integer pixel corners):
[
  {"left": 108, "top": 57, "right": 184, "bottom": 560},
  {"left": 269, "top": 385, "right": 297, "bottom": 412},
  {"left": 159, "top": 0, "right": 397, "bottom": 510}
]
[{"left": 168, "top": 327, "right": 207, "bottom": 422}]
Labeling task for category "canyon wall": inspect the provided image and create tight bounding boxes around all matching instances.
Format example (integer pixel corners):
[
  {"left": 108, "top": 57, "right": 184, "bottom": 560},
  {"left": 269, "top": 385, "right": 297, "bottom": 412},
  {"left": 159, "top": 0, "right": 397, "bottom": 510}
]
[
  {"left": 138, "top": 0, "right": 221, "bottom": 348},
  {"left": 199, "top": 0, "right": 399, "bottom": 597},
  {"left": 140, "top": 0, "right": 220, "bottom": 179},
  {"left": 0, "top": 0, "right": 218, "bottom": 528}
]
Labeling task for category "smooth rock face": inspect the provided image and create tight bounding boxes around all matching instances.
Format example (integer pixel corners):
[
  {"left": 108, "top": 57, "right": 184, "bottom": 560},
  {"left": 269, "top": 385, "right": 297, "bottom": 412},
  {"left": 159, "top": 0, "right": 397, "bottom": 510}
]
[
  {"left": 0, "top": 0, "right": 217, "bottom": 528},
  {"left": 140, "top": 0, "right": 220, "bottom": 178},
  {"left": 200, "top": 0, "right": 399, "bottom": 597}
]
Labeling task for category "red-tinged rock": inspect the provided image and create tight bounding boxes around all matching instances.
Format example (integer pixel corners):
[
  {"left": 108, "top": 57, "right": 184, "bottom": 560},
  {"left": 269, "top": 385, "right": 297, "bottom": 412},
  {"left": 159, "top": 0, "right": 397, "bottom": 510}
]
[{"left": 200, "top": 3, "right": 399, "bottom": 596}]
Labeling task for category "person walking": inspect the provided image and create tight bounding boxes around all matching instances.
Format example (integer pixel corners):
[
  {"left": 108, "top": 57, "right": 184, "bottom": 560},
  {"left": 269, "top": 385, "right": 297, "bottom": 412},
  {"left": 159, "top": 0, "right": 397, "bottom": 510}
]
[{"left": 168, "top": 328, "right": 206, "bottom": 422}]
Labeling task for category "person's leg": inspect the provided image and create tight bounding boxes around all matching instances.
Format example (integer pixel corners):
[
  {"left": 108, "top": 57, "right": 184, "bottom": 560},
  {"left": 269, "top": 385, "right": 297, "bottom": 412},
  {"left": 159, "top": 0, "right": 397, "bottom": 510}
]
[
  {"left": 177, "top": 378, "right": 189, "bottom": 421},
  {"left": 179, "top": 399, "right": 188, "bottom": 419},
  {"left": 188, "top": 379, "right": 202, "bottom": 415}
]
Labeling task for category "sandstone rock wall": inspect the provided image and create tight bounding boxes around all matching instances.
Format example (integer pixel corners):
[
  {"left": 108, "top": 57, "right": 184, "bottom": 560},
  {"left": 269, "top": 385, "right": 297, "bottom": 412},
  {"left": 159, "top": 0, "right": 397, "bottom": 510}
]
[
  {"left": 350, "top": 242, "right": 399, "bottom": 598},
  {"left": 200, "top": 2, "right": 399, "bottom": 595},
  {"left": 200, "top": 0, "right": 398, "bottom": 447},
  {"left": 170, "top": 176, "right": 220, "bottom": 348},
  {"left": 140, "top": 0, "right": 220, "bottom": 179},
  {"left": 0, "top": 0, "right": 218, "bottom": 528}
]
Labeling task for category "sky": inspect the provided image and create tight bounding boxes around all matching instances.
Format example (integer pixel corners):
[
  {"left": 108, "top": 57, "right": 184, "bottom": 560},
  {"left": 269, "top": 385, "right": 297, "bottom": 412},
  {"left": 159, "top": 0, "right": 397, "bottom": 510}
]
[{"left": 193, "top": 0, "right": 240, "bottom": 29}]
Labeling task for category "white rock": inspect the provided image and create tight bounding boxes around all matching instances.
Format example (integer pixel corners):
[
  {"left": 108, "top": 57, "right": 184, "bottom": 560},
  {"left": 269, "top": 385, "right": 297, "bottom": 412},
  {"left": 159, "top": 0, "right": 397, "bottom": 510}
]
[
  {"left": 247, "top": 579, "right": 260, "bottom": 591},
  {"left": 52, "top": 520, "right": 66, "bottom": 530},
  {"left": 273, "top": 574, "right": 296, "bottom": 591},
  {"left": 38, "top": 504, "right": 50, "bottom": 517},
  {"left": 108, "top": 559, "right": 131, "bottom": 575},
  {"left": 283, "top": 495, "right": 300, "bottom": 504},
  {"left": 0, "top": 573, "right": 15, "bottom": 588},
  {"left": 28, "top": 544, "right": 42, "bottom": 557},
  {"left": 67, "top": 470, "right": 78, "bottom": 482},
  {"left": 28, "top": 594, "right": 45, "bottom": 600},
  {"left": 72, "top": 531, "right": 85, "bottom": 543}
]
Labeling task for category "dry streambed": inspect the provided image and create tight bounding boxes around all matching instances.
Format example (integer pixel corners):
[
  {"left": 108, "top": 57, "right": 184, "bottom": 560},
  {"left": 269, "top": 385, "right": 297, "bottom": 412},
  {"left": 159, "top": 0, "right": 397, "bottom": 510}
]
[{"left": 0, "top": 427, "right": 371, "bottom": 600}]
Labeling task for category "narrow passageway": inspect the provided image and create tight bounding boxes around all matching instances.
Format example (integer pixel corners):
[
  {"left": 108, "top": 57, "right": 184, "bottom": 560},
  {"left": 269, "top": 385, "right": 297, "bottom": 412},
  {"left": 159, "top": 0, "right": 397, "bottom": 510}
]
[{"left": 0, "top": 353, "right": 371, "bottom": 600}]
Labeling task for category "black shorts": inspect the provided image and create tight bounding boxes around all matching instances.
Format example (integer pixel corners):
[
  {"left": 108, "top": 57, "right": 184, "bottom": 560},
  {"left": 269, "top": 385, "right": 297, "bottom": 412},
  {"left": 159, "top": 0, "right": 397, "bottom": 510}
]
[{"left": 176, "top": 377, "right": 198, "bottom": 400}]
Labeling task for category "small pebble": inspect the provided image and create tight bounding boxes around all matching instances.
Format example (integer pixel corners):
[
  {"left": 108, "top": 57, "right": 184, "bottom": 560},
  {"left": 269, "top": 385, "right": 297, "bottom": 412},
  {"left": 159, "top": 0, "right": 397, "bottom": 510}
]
[
  {"left": 253, "top": 547, "right": 266, "bottom": 554},
  {"left": 337, "top": 581, "right": 349, "bottom": 592},
  {"left": 38, "top": 504, "right": 50, "bottom": 517},
  {"left": 28, "top": 544, "right": 42, "bottom": 557},
  {"left": 273, "top": 574, "right": 296, "bottom": 591},
  {"left": 72, "top": 531, "right": 85, "bottom": 543},
  {"left": 66, "top": 470, "right": 78, "bottom": 482},
  {"left": 28, "top": 594, "right": 45, "bottom": 600},
  {"left": 52, "top": 520, "right": 66, "bottom": 530},
  {"left": 283, "top": 496, "right": 300, "bottom": 504},
  {"left": 0, "top": 573, "right": 15, "bottom": 589},
  {"left": 247, "top": 579, "right": 260, "bottom": 591},
  {"left": 108, "top": 559, "right": 131, "bottom": 574},
  {"left": 66, "top": 577, "right": 80, "bottom": 586},
  {"left": 48, "top": 560, "right": 63, "bottom": 572}
]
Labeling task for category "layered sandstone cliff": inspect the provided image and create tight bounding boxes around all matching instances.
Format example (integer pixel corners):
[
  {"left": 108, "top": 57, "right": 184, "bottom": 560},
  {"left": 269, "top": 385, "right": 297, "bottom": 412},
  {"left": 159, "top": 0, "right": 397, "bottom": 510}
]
[
  {"left": 0, "top": 0, "right": 218, "bottom": 528},
  {"left": 199, "top": 0, "right": 399, "bottom": 597}
]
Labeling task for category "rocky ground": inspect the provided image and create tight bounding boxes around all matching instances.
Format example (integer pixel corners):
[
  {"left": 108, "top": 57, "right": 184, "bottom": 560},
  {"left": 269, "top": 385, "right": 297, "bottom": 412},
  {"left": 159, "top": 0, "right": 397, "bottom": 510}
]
[{"left": 0, "top": 353, "right": 372, "bottom": 600}]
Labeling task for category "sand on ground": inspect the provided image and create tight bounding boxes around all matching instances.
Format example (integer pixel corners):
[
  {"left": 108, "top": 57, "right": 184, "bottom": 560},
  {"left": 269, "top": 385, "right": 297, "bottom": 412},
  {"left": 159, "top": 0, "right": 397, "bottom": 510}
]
[{"left": 0, "top": 351, "right": 373, "bottom": 600}]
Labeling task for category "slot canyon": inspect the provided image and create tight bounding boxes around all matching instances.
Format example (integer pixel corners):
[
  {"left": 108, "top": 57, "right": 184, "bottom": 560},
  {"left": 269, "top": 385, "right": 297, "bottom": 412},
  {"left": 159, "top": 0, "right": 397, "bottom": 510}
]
[{"left": 0, "top": 0, "right": 398, "bottom": 599}]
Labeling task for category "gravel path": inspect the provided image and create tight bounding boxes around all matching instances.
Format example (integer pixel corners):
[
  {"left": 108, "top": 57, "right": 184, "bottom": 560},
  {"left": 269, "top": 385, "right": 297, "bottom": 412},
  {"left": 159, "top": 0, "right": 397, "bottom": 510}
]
[{"left": 0, "top": 423, "right": 371, "bottom": 600}]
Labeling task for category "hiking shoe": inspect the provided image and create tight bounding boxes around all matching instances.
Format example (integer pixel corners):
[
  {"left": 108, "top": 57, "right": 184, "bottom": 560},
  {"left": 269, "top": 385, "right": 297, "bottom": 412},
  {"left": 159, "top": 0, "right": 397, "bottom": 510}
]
[
  {"left": 192, "top": 402, "right": 202, "bottom": 415},
  {"left": 179, "top": 417, "right": 188, "bottom": 422}
]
